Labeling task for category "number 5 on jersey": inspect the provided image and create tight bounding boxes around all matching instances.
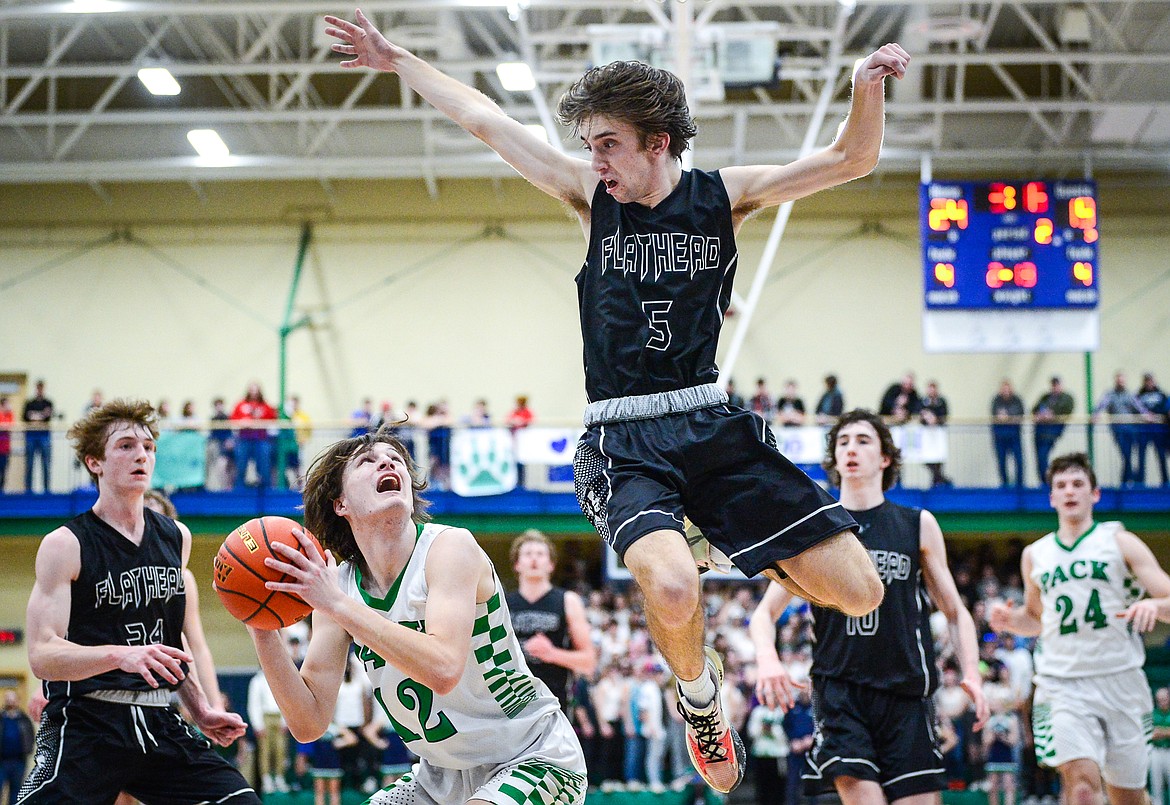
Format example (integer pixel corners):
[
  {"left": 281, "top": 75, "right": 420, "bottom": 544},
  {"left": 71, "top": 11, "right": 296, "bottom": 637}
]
[{"left": 643, "top": 300, "right": 673, "bottom": 351}]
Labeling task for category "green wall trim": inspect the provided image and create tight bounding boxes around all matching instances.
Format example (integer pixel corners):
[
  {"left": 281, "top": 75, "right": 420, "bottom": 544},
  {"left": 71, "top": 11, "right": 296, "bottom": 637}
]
[
  {"left": 2, "top": 511, "right": 1163, "bottom": 539},
  {"left": 0, "top": 514, "right": 595, "bottom": 538},
  {"left": 935, "top": 510, "right": 1170, "bottom": 535}
]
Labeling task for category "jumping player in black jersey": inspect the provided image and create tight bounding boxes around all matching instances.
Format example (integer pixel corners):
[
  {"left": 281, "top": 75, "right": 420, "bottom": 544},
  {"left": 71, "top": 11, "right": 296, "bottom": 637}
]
[
  {"left": 506, "top": 529, "right": 597, "bottom": 710},
  {"left": 749, "top": 409, "right": 988, "bottom": 805},
  {"left": 20, "top": 399, "right": 258, "bottom": 805},
  {"left": 325, "top": 10, "right": 907, "bottom": 792}
]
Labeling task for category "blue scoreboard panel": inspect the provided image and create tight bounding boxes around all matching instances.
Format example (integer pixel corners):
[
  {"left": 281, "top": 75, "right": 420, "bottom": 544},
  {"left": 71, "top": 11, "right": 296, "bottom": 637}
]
[{"left": 921, "top": 179, "right": 1099, "bottom": 310}]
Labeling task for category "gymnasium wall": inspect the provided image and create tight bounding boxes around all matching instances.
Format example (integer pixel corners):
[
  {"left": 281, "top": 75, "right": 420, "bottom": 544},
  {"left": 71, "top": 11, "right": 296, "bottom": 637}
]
[
  {"left": 2, "top": 172, "right": 1168, "bottom": 679},
  {"left": 1, "top": 175, "right": 1168, "bottom": 426}
]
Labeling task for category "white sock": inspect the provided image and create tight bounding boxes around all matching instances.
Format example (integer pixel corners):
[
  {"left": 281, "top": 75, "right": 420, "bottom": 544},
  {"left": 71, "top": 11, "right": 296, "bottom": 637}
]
[{"left": 677, "top": 665, "right": 717, "bottom": 709}]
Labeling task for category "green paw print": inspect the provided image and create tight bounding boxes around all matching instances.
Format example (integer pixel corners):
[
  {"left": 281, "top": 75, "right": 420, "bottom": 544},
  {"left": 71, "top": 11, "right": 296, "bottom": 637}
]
[{"left": 455, "top": 432, "right": 515, "bottom": 492}]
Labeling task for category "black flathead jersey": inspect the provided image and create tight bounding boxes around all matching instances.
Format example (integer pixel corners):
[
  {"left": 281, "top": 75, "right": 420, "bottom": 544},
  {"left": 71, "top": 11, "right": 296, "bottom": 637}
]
[
  {"left": 507, "top": 587, "right": 572, "bottom": 708},
  {"left": 810, "top": 501, "right": 939, "bottom": 698},
  {"left": 576, "top": 170, "right": 738, "bottom": 402},
  {"left": 45, "top": 507, "right": 188, "bottom": 702}
]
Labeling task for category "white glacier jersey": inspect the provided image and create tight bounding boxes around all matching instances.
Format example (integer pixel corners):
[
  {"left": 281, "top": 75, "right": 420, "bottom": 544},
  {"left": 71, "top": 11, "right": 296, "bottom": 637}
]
[
  {"left": 1029, "top": 521, "right": 1146, "bottom": 679},
  {"left": 338, "top": 523, "right": 583, "bottom": 773}
]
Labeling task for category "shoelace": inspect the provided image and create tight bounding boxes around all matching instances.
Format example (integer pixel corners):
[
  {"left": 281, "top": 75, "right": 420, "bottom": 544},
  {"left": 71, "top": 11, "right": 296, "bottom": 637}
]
[{"left": 676, "top": 703, "right": 729, "bottom": 762}]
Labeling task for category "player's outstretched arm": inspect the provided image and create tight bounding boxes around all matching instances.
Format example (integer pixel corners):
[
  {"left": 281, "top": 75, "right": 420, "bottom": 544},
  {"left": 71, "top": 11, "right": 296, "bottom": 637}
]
[
  {"left": 988, "top": 548, "right": 1043, "bottom": 637},
  {"left": 247, "top": 531, "right": 358, "bottom": 741},
  {"left": 1117, "top": 529, "right": 1170, "bottom": 632},
  {"left": 248, "top": 613, "right": 351, "bottom": 743},
  {"left": 27, "top": 527, "right": 193, "bottom": 687},
  {"left": 721, "top": 43, "right": 909, "bottom": 220},
  {"left": 920, "top": 511, "right": 988, "bottom": 729},
  {"left": 748, "top": 581, "right": 805, "bottom": 712},
  {"left": 325, "top": 9, "right": 594, "bottom": 209}
]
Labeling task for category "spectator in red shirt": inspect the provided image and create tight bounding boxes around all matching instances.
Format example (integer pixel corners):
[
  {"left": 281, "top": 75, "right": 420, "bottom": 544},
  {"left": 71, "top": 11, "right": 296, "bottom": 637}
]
[
  {"left": 506, "top": 395, "right": 535, "bottom": 432},
  {"left": 0, "top": 395, "right": 12, "bottom": 493},
  {"left": 231, "top": 382, "right": 277, "bottom": 489}
]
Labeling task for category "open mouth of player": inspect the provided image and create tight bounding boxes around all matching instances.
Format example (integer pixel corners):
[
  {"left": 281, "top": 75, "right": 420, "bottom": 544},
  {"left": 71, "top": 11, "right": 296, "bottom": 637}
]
[
  {"left": 603, "top": 178, "right": 618, "bottom": 191},
  {"left": 131, "top": 468, "right": 149, "bottom": 478},
  {"left": 377, "top": 474, "right": 401, "bottom": 494}
]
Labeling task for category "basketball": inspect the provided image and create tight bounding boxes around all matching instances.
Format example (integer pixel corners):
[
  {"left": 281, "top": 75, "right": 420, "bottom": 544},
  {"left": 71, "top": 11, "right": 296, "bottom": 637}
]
[{"left": 212, "top": 516, "right": 323, "bottom": 630}]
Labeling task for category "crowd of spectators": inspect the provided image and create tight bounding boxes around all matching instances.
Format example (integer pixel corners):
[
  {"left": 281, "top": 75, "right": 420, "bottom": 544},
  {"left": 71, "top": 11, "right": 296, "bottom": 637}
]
[
  {"left": 0, "top": 507, "right": 1163, "bottom": 804},
  {"left": 2, "top": 370, "right": 1168, "bottom": 494},
  {"left": 194, "top": 541, "right": 1158, "bottom": 805},
  {"left": 551, "top": 545, "right": 1109, "bottom": 804},
  {"left": 0, "top": 381, "right": 541, "bottom": 495}
]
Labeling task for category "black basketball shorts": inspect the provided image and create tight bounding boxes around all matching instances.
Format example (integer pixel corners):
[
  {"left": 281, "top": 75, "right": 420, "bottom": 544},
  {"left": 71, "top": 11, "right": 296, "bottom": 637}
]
[
  {"left": 573, "top": 402, "right": 856, "bottom": 577},
  {"left": 18, "top": 696, "right": 259, "bottom": 805},
  {"left": 803, "top": 676, "right": 946, "bottom": 801}
]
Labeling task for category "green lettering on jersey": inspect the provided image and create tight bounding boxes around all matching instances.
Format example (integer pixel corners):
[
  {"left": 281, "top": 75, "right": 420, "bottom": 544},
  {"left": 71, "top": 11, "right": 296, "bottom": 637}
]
[
  {"left": 374, "top": 681, "right": 457, "bottom": 745},
  {"left": 1084, "top": 588, "right": 1108, "bottom": 630},
  {"left": 1050, "top": 565, "right": 1068, "bottom": 588},
  {"left": 1043, "top": 561, "right": 1108, "bottom": 593},
  {"left": 1054, "top": 588, "right": 1110, "bottom": 634},
  {"left": 358, "top": 644, "right": 385, "bottom": 670}
]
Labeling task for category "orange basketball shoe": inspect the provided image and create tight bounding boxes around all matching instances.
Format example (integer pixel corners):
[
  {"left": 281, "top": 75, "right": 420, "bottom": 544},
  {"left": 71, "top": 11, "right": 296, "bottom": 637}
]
[{"left": 676, "top": 647, "right": 746, "bottom": 794}]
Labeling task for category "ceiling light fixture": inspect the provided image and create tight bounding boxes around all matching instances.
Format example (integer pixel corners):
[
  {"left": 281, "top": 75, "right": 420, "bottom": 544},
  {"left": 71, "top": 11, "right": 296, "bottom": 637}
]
[
  {"left": 496, "top": 62, "right": 536, "bottom": 92},
  {"left": 137, "top": 67, "right": 181, "bottom": 96},
  {"left": 187, "top": 129, "right": 230, "bottom": 160},
  {"left": 70, "top": 0, "right": 119, "bottom": 12}
]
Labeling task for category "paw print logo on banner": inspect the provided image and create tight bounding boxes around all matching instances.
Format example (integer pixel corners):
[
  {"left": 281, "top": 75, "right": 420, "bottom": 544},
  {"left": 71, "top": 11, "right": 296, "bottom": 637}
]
[{"left": 450, "top": 428, "right": 517, "bottom": 497}]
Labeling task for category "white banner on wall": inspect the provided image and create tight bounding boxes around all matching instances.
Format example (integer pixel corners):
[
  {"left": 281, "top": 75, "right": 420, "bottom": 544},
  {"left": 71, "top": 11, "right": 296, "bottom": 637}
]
[
  {"left": 773, "top": 424, "right": 950, "bottom": 465},
  {"left": 774, "top": 426, "right": 826, "bottom": 465},
  {"left": 514, "top": 427, "right": 581, "bottom": 466},
  {"left": 891, "top": 425, "right": 949, "bottom": 463}
]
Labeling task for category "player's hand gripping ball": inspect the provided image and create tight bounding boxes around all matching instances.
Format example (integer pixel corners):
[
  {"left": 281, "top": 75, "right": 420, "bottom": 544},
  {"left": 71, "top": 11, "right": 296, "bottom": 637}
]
[{"left": 213, "top": 516, "right": 323, "bottom": 629}]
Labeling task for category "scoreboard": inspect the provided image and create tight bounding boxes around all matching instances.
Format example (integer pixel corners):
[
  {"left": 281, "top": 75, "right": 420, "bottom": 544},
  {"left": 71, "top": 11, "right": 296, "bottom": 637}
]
[{"left": 921, "top": 180, "right": 1099, "bottom": 310}]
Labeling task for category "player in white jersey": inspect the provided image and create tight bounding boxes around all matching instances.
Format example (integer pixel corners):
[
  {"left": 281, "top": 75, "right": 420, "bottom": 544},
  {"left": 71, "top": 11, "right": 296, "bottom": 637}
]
[
  {"left": 990, "top": 452, "right": 1170, "bottom": 805},
  {"left": 246, "top": 430, "right": 586, "bottom": 805}
]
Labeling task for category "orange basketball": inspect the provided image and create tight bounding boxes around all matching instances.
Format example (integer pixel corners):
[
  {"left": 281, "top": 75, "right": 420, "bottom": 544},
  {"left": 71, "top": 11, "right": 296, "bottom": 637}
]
[{"left": 212, "top": 516, "right": 323, "bottom": 630}]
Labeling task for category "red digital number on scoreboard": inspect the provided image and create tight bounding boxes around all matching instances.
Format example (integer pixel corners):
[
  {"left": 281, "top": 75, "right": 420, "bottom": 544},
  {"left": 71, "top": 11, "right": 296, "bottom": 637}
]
[
  {"left": 1069, "top": 196, "right": 1098, "bottom": 243},
  {"left": 928, "top": 198, "right": 968, "bottom": 232},
  {"left": 985, "top": 261, "right": 1037, "bottom": 289},
  {"left": 988, "top": 181, "right": 1050, "bottom": 214}
]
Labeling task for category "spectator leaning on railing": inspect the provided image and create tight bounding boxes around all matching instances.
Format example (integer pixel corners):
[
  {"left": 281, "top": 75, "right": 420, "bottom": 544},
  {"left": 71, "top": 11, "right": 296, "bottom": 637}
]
[
  {"left": 1031, "top": 377, "right": 1074, "bottom": 486},
  {"left": 1093, "top": 371, "right": 1150, "bottom": 487},
  {"left": 814, "top": 374, "right": 844, "bottom": 425},
  {"left": 1136, "top": 373, "right": 1168, "bottom": 487},
  {"left": 230, "top": 381, "right": 277, "bottom": 490},
  {"left": 920, "top": 380, "right": 953, "bottom": 488},
  {"left": 879, "top": 372, "right": 921, "bottom": 424},
  {"left": 991, "top": 379, "right": 1025, "bottom": 489},
  {"left": 21, "top": 379, "right": 54, "bottom": 494},
  {"left": 0, "top": 396, "right": 12, "bottom": 494}
]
